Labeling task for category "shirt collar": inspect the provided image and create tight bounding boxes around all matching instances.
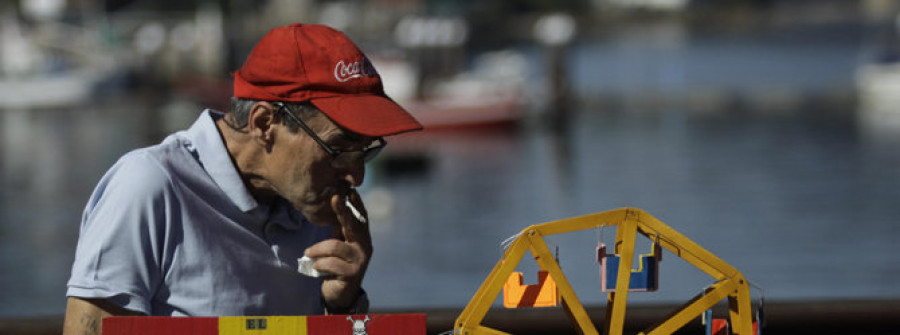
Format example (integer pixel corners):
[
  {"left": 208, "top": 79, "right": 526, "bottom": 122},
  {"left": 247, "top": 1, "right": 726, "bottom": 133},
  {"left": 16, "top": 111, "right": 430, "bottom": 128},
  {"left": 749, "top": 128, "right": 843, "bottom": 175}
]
[{"left": 185, "top": 110, "right": 260, "bottom": 212}]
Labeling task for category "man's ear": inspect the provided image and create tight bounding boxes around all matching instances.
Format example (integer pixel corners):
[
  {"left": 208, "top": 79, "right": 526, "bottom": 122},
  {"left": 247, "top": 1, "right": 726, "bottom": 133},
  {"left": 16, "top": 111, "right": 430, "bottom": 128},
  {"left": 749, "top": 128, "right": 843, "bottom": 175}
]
[{"left": 247, "top": 101, "right": 278, "bottom": 147}]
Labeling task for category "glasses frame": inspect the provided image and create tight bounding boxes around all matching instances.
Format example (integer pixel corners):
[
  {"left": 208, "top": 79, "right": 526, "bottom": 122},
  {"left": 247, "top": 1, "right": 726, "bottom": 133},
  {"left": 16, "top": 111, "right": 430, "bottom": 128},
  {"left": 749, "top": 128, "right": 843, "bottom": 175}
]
[{"left": 272, "top": 102, "right": 386, "bottom": 163}]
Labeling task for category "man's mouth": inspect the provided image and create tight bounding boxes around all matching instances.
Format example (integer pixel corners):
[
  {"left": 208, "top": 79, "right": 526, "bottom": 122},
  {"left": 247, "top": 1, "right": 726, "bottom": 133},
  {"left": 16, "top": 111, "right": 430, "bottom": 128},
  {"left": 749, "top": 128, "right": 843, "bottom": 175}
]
[{"left": 320, "top": 184, "right": 352, "bottom": 201}]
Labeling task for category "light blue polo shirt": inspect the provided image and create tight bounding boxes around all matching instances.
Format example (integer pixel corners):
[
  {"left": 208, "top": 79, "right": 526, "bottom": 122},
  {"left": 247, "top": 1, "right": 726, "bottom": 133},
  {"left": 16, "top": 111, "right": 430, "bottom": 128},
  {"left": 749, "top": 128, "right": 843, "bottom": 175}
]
[{"left": 67, "top": 110, "right": 333, "bottom": 316}]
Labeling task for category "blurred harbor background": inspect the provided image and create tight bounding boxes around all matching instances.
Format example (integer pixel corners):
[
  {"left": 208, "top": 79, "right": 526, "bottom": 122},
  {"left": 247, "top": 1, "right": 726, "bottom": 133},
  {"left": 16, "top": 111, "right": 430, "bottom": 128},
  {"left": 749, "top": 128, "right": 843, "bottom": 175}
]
[{"left": 2, "top": 0, "right": 900, "bottom": 333}]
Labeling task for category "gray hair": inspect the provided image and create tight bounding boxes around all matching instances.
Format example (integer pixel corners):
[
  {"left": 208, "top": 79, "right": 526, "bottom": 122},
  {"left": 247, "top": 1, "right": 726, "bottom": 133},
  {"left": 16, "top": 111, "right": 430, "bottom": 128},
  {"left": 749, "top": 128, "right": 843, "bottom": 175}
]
[{"left": 226, "top": 97, "right": 319, "bottom": 133}]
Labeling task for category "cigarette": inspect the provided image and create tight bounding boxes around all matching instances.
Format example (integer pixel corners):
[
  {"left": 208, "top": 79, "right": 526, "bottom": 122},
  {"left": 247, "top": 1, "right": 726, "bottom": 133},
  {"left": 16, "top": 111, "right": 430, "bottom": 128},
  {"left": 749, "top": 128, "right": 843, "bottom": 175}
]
[{"left": 345, "top": 196, "right": 367, "bottom": 223}]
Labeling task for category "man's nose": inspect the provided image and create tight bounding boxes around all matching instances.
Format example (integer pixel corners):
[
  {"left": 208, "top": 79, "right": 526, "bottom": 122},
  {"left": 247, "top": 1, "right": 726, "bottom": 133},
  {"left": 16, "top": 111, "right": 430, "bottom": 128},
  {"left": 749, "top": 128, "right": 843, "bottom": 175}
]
[{"left": 338, "top": 159, "right": 366, "bottom": 188}]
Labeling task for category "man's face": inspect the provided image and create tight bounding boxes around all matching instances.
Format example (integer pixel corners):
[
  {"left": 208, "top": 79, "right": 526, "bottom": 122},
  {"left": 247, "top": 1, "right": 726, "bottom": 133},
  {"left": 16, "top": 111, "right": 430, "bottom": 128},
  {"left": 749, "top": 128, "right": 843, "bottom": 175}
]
[{"left": 267, "top": 113, "right": 371, "bottom": 227}]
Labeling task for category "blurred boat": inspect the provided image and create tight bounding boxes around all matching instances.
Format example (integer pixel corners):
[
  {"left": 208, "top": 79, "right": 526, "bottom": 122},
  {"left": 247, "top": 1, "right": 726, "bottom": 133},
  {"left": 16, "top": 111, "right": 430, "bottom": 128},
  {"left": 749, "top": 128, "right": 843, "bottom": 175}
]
[
  {"left": 376, "top": 50, "right": 528, "bottom": 132},
  {"left": 401, "top": 89, "right": 522, "bottom": 131},
  {"left": 855, "top": 17, "right": 900, "bottom": 134},
  {"left": 0, "top": 69, "right": 102, "bottom": 110},
  {"left": 856, "top": 62, "right": 900, "bottom": 127},
  {"left": 0, "top": 18, "right": 116, "bottom": 110}
]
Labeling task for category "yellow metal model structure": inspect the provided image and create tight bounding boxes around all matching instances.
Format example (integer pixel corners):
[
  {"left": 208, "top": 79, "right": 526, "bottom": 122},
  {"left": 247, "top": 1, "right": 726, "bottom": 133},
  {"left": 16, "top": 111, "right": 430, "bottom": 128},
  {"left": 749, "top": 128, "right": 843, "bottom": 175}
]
[{"left": 453, "top": 208, "right": 756, "bottom": 335}]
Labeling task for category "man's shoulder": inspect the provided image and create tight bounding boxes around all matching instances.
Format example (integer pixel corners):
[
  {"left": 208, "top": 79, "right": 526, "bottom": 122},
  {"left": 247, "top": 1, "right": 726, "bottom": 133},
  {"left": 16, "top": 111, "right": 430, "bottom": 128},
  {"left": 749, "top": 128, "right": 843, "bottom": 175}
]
[
  {"left": 100, "top": 150, "right": 171, "bottom": 198},
  {"left": 105, "top": 138, "right": 196, "bottom": 190}
]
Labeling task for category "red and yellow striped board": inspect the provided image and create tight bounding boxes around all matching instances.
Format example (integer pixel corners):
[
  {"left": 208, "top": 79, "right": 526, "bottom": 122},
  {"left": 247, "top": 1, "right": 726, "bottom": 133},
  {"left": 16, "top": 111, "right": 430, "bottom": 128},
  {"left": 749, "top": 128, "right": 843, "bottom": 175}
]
[{"left": 103, "top": 314, "right": 426, "bottom": 335}]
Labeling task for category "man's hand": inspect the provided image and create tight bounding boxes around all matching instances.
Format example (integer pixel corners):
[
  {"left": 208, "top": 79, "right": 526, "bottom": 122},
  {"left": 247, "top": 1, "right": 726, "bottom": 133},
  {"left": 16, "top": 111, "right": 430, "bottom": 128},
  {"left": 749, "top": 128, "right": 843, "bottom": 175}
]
[{"left": 304, "top": 190, "right": 372, "bottom": 311}]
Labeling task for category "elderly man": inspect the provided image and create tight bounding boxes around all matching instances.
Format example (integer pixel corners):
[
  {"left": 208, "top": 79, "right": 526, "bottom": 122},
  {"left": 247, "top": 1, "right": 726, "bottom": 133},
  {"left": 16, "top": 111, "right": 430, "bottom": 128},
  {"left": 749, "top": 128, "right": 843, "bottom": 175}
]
[{"left": 63, "top": 23, "right": 422, "bottom": 334}]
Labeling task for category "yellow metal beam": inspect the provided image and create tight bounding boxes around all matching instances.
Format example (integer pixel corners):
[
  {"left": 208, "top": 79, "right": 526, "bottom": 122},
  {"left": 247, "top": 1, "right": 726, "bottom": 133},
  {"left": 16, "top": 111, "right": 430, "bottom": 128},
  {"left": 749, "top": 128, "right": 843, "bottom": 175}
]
[
  {"left": 453, "top": 208, "right": 756, "bottom": 335},
  {"left": 526, "top": 231, "right": 598, "bottom": 335},
  {"left": 454, "top": 233, "right": 531, "bottom": 331},
  {"left": 645, "top": 278, "right": 739, "bottom": 334},
  {"left": 632, "top": 212, "right": 740, "bottom": 280},
  {"left": 603, "top": 219, "right": 638, "bottom": 335},
  {"left": 531, "top": 209, "right": 628, "bottom": 236},
  {"left": 458, "top": 325, "right": 512, "bottom": 335},
  {"left": 728, "top": 276, "right": 754, "bottom": 335}
]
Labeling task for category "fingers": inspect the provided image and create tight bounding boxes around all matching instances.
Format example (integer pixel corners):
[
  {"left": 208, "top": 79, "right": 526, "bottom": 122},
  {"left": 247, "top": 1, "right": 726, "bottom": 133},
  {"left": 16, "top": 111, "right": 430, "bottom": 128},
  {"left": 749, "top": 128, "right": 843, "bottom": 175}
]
[
  {"left": 303, "top": 239, "right": 364, "bottom": 279},
  {"left": 304, "top": 239, "right": 357, "bottom": 263},
  {"left": 311, "top": 191, "right": 372, "bottom": 307}
]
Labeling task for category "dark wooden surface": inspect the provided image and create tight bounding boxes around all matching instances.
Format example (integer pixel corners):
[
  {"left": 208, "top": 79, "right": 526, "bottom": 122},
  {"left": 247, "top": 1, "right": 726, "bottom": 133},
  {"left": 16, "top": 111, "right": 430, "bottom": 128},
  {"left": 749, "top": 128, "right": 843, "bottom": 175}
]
[{"left": 2, "top": 299, "right": 897, "bottom": 334}]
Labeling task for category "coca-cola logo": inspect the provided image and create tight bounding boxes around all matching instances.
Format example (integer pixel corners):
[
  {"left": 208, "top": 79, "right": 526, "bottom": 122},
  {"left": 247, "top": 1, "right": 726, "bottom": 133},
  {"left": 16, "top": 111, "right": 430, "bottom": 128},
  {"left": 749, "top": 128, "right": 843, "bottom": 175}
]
[{"left": 334, "top": 58, "right": 377, "bottom": 82}]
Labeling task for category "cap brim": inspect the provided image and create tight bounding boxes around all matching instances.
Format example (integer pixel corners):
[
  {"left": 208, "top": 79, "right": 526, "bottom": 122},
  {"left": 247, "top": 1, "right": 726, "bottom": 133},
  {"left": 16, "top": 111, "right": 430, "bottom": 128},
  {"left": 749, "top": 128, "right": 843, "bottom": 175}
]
[{"left": 310, "top": 95, "right": 423, "bottom": 137}]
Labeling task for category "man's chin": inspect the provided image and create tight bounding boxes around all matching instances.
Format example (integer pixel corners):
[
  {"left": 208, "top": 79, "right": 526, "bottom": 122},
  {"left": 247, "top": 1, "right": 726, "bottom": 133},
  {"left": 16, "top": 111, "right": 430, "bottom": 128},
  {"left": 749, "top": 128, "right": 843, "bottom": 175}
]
[
  {"left": 291, "top": 193, "right": 340, "bottom": 227},
  {"left": 301, "top": 206, "right": 339, "bottom": 227}
]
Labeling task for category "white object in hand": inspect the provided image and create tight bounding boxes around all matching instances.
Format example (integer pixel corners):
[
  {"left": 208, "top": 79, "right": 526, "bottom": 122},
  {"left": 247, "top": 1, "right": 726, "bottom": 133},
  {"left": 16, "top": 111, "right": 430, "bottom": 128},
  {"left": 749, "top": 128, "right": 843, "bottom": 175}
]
[{"left": 297, "top": 255, "right": 334, "bottom": 277}]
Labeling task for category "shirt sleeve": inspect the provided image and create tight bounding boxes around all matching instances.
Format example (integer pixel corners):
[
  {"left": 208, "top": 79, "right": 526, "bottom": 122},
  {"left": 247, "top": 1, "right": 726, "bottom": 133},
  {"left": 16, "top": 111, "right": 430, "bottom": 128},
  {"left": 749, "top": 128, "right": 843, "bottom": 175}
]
[{"left": 66, "top": 150, "right": 178, "bottom": 315}]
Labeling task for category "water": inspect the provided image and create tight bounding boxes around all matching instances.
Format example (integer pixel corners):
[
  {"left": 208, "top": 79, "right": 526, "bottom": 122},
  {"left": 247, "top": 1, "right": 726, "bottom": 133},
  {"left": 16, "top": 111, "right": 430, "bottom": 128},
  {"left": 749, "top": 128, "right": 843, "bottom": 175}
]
[
  {"left": 365, "top": 111, "right": 900, "bottom": 310},
  {"left": 2, "top": 22, "right": 899, "bottom": 318}
]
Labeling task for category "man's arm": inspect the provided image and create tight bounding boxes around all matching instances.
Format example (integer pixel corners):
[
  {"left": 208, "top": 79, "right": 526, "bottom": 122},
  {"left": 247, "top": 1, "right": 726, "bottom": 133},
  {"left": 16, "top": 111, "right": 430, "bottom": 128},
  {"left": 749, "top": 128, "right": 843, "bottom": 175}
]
[{"left": 63, "top": 297, "right": 143, "bottom": 335}]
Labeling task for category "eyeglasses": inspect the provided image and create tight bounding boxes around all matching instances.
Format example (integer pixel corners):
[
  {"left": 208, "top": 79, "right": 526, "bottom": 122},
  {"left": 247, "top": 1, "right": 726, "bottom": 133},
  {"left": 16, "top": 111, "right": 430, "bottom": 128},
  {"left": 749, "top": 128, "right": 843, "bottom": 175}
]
[{"left": 273, "top": 102, "right": 386, "bottom": 164}]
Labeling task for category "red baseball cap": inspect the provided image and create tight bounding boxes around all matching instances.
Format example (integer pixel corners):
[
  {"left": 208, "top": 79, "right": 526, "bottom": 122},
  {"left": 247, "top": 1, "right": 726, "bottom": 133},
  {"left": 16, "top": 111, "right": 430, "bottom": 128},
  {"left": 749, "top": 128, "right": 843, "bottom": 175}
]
[{"left": 233, "top": 23, "right": 423, "bottom": 137}]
